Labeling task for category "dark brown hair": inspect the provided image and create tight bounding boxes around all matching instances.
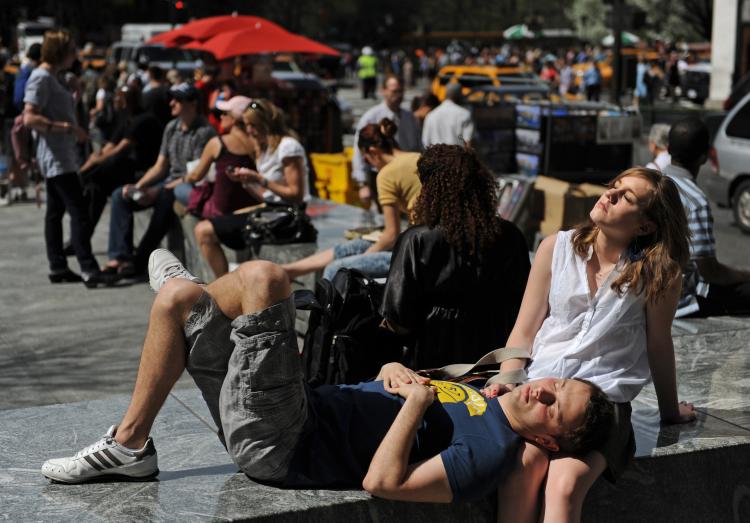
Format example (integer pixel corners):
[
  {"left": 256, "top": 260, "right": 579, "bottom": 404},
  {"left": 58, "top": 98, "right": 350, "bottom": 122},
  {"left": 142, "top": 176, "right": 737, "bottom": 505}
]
[
  {"left": 357, "top": 118, "right": 398, "bottom": 154},
  {"left": 572, "top": 167, "right": 690, "bottom": 304},
  {"left": 42, "top": 30, "right": 74, "bottom": 66},
  {"left": 411, "top": 144, "right": 503, "bottom": 256},
  {"left": 557, "top": 379, "right": 614, "bottom": 455}
]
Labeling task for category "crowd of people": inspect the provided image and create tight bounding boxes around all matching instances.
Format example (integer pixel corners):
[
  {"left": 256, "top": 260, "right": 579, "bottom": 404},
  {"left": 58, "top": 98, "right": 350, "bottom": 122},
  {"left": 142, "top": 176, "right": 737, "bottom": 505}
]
[
  {"left": 346, "top": 41, "right": 705, "bottom": 106},
  {"left": 6, "top": 26, "right": 750, "bottom": 521},
  {"left": 10, "top": 29, "right": 311, "bottom": 286}
]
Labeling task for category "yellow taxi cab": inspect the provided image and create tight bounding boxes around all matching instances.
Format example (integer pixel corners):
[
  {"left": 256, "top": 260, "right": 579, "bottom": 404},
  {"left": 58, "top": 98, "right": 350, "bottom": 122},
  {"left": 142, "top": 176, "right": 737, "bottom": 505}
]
[{"left": 431, "top": 65, "right": 531, "bottom": 101}]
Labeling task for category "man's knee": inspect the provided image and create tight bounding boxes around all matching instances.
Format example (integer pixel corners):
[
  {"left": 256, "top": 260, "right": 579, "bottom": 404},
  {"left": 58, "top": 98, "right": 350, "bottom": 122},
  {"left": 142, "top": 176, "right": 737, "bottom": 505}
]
[
  {"left": 111, "top": 186, "right": 125, "bottom": 203},
  {"left": 236, "top": 261, "right": 290, "bottom": 302},
  {"left": 155, "top": 278, "right": 204, "bottom": 317}
]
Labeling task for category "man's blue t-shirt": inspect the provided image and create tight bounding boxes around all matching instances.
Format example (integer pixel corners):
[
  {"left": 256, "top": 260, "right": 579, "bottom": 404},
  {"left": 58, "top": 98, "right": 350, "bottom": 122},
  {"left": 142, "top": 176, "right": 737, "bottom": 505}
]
[{"left": 285, "top": 380, "right": 522, "bottom": 502}]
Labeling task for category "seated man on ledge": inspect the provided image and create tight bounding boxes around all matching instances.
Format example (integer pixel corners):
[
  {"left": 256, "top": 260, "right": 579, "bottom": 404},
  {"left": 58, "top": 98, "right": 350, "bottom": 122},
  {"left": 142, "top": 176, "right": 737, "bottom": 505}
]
[{"left": 42, "top": 250, "right": 614, "bottom": 503}]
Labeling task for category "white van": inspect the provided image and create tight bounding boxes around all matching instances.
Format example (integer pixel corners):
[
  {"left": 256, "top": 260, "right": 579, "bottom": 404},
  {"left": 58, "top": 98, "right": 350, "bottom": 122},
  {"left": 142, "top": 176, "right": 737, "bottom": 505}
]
[{"left": 704, "top": 92, "right": 750, "bottom": 233}]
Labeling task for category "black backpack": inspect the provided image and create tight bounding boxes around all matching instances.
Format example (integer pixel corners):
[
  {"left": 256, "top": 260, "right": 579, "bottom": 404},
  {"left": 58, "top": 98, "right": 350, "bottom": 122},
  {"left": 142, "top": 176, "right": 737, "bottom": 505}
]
[{"left": 298, "top": 268, "right": 405, "bottom": 386}]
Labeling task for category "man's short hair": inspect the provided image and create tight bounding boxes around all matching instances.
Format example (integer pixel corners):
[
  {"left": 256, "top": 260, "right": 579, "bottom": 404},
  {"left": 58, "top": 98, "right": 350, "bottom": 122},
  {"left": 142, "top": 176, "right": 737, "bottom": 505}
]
[
  {"left": 557, "top": 379, "right": 614, "bottom": 455},
  {"left": 648, "top": 123, "right": 670, "bottom": 149},
  {"left": 382, "top": 74, "right": 402, "bottom": 89},
  {"left": 445, "top": 82, "right": 463, "bottom": 102},
  {"left": 27, "top": 43, "right": 42, "bottom": 62},
  {"left": 668, "top": 118, "right": 710, "bottom": 166}
]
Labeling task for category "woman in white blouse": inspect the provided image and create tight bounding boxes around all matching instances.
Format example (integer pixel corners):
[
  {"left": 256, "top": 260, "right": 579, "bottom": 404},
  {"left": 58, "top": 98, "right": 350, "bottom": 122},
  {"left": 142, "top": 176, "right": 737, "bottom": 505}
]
[
  {"left": 195, "top": 99, "right": 308, "bottom": 278},
  {"left": 483, "top": 167, "right": 697, "bottom": 522}
]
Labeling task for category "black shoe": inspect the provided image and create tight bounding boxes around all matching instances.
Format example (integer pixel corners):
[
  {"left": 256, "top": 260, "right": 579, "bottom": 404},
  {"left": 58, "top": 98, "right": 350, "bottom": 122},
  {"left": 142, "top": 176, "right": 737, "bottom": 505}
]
[
  {"left": 63, "top": 242, "right": 76, "bottom": 256},
  {"left": 81, "top": 270, "right": 118, "bottom": 289},
  {"left": 49, "top": 269, "right": 83, "bottom": 283}
]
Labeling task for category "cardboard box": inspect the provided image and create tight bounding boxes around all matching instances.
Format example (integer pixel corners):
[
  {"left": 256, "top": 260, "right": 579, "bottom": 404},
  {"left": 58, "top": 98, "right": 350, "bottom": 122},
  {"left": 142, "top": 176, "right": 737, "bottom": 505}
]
[{"left": 535, "top": 176, "right": 606, "bottom": 236}]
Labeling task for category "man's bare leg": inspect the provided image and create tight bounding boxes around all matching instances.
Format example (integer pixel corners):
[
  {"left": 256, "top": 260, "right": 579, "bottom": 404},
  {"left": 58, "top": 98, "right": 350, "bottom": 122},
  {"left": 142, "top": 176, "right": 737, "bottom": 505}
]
[
  {"left": 115, "top": 279, "right": 204, "bottom": 449},
  {"left": 114, "top": 260, "right": 290, "bottom": 449}
]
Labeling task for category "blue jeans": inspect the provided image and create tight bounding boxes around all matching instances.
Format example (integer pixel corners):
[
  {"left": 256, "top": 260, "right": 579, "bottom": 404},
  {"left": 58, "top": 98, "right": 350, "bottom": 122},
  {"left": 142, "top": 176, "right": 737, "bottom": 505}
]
[
  {"left": 322, "top": 239, "right": 392, "bottom": 280},
  {"left": 108, "top": 183, "right": 175, "bottom": 271},
  {"left": 173, "top": 182, "right": 193, "bottom": 206}
]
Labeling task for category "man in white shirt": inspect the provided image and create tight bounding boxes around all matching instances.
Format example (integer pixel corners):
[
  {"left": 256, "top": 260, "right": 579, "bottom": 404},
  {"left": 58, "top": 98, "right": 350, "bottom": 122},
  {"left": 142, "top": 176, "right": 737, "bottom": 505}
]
[
  {"left": 352, "top": 75, "right": 421, "bottom": 206},
  {"left": 645, "top": 123, "right": 671, "bottom": 171},
  {"left": 421, "top": 83, "right": 474, "bottom": 148}
]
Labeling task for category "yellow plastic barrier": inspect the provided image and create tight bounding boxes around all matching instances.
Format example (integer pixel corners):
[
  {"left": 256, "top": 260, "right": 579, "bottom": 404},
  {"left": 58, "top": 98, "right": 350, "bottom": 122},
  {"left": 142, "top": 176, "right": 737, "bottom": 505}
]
[{"left": 309, "top": 152, "right": 361, "bottom": 206}]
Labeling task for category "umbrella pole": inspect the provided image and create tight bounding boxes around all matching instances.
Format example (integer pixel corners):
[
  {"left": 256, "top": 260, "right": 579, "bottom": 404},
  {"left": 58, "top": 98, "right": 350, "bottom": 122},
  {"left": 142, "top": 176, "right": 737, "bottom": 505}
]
[{"left": 612, "top": 0, "right": 623, "bottom": 107}]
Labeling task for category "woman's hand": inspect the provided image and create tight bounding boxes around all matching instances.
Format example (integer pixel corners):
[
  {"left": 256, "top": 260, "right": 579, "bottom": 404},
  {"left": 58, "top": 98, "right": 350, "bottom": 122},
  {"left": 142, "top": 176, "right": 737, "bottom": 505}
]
[
  {"left": 377, "top": 362, "right": 430, "bottom": 393},
  {"left": 662, "top": 400, "right": 697, "bottom": 424},
  {"left": 235, "top": 167, "right": 264, "bottom": 184},
  {"left": 164, "top": 177, "right": 183, "bottom": 190},
  {"left": 480, "top": 383, "right": 516, "bottom": 398}
]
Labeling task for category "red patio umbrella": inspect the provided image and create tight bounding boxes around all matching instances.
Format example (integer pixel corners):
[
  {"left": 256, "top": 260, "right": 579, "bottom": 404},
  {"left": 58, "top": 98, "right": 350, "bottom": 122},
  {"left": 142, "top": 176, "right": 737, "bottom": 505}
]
[
  {"left": 184, "top": 27, "right": 340, "bottom": 59},
  {"left": 147, "top": 15, "right": 287, "bottom": 46}
]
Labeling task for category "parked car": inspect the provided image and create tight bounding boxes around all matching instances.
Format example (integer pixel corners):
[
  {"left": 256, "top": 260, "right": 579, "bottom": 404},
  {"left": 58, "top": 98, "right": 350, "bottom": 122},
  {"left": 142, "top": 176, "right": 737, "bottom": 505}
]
[
  {"left": 703, "top": 92, "right": 750, "bottom": 233},
  {"left": 431, "top": 65, "right": 534, "bottom": 101},
  {"left": 723, "top": 71, "right": 750, "bottom": 111},
  {"left": 109, "top": 42, "right": 202, "bottom": 77}
]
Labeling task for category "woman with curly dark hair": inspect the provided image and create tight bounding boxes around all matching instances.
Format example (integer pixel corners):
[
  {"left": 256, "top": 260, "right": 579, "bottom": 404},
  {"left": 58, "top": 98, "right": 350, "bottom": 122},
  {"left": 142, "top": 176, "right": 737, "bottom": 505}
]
[{"left": 380, "top": 143, "right": 531, "bottom": 369}]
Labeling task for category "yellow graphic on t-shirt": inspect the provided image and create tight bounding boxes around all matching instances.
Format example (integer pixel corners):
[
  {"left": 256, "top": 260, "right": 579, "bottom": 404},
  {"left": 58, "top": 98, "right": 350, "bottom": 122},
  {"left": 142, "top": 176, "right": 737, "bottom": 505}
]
[{"left": 430, "top": 380, "right": 487, "bottom": 416}]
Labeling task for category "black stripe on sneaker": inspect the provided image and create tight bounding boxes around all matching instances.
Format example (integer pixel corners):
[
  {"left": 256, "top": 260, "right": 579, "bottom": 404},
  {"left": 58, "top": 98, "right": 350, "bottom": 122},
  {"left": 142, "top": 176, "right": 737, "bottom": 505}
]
[
  {"left": 102, "top": 449, "right": 123, "bottom": 466},
  {"left": 83, "top": 455, "right": 104, "bottom": 471},
  {"left": 93, "top": 451, "right": 113, "bottom": 468}
]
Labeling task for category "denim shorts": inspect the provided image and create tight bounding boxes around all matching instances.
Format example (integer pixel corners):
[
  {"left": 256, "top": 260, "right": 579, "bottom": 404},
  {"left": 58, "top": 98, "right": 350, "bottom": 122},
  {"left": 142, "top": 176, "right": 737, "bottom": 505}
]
[
  {"left": 183, "top": 292, "right": 307, "bottom": 483},
  {"left": 322, "top": 238, "right": 392, "bottom": 280}
]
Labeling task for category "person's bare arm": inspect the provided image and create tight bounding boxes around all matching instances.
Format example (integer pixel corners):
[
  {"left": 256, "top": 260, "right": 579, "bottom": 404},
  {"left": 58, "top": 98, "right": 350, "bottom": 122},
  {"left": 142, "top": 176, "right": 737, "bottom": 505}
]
[
  {"left": 366, "top": 204, "right": 400, "bottom": 253},
  {"left": 23, "top": 103, "right": 87, "bottom": 142},
  {"left": 646, "top": 278, "right": 696, "bottom": 424},
  {"left": 482, "top": 234, "right": 554, "bottom": 398},
  {"left": 165, "top": 137, "right": 219, "bottom": 189},
  {"left": 131, "top": 154, "right": 168, "bottom": 192},
  {"left": 80, "top": 138, "right": 132, "bottom": 172},
  {"left": 362, "top": 383, "right": 453, "bottom": 502},
  {"left": 696, "top": 256, "right": 750, "bottom": 286}
]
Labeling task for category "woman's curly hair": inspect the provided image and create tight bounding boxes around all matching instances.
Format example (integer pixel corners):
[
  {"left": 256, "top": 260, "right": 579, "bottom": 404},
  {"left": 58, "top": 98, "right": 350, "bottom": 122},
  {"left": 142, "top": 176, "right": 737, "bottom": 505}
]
[{"left": 411, "top": 144, "right": 503, "bottom": 256}]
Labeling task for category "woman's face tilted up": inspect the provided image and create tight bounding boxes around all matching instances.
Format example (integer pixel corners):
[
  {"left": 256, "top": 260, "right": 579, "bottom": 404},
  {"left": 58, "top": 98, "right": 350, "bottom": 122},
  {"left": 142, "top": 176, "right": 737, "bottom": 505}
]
[{"left": 589, "top": 174, "right": 656, "bottom": 243}]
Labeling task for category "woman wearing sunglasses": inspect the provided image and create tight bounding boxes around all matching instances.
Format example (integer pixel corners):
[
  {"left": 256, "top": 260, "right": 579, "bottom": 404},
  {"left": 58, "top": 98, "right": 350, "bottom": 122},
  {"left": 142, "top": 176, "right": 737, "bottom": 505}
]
[{"left": 194, "top": 98, "right": 308, "bottom": 278}]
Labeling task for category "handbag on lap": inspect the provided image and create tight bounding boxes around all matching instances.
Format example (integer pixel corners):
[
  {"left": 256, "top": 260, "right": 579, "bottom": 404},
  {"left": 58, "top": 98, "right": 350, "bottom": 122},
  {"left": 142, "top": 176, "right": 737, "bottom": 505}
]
[{"left": 242, "top": 202, "right": 318, "bottom": 252}]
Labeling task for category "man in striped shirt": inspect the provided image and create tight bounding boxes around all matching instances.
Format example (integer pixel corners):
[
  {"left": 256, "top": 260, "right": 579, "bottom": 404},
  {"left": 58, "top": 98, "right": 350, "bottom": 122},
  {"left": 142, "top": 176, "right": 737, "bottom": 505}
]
[{"left": 664, "top": 118, "right": 750, "bottom": 317}]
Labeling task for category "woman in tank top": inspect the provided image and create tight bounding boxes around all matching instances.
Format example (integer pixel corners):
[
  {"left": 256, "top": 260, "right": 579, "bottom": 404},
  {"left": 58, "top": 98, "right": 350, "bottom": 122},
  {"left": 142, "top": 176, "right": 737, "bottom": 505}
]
[{"left": 483, "top": 167, "right": 697, "bottom": 522}]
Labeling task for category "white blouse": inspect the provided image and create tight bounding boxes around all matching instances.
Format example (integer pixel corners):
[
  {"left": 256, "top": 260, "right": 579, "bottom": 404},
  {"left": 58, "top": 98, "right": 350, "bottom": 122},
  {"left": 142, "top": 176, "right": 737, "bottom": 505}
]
[
  {"left": 256, "top": 136, "right": 309, "bottom": 203},
  {"left": 526, "top": 230, "right": 649, "bottom": 403}
]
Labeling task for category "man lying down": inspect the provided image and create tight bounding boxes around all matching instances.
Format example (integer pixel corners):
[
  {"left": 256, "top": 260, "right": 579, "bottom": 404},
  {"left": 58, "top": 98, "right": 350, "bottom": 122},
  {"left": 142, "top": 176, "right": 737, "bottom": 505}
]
[{"left": 42, "top": 250, "right": 614, "bottom": 503}]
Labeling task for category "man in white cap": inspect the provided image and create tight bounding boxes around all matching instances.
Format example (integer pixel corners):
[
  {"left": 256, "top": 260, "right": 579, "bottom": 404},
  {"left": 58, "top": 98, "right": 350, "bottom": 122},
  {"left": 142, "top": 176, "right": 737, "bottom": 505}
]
[{"left": 357, "top": 46, "right": 378, "bottom": 100}]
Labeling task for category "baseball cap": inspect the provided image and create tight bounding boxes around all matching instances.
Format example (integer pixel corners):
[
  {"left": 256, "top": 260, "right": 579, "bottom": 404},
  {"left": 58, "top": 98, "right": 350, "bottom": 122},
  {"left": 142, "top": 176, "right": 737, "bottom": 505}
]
[
  {"left": 215, "top": 95, "right": 252, "bottom": 119},
  {"left": 169, "top": 82, "right": 199, "bottom": 102}
]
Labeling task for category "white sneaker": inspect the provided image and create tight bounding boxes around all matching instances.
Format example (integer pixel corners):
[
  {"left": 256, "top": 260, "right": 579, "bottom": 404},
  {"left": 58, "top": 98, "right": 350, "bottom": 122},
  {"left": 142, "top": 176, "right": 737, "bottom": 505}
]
[
  {"left": 148, "top": 249, "right": 203, "bottom": 292},
  {"left": 41, "top": 426, "right": 158, "bottom": 484}
]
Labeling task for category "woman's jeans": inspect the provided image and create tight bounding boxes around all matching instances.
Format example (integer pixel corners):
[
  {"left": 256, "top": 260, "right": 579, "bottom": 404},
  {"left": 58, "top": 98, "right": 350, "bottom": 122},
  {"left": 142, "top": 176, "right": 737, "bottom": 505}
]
[
  {"left": 322, "top": 239, "right": 392, "bottom": 280},
  {"left": 45, "top": 173, "right": 99, "bottom": 274},
  {"left": 173, "top": 182, "right": 193, "bottom": 206}
]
